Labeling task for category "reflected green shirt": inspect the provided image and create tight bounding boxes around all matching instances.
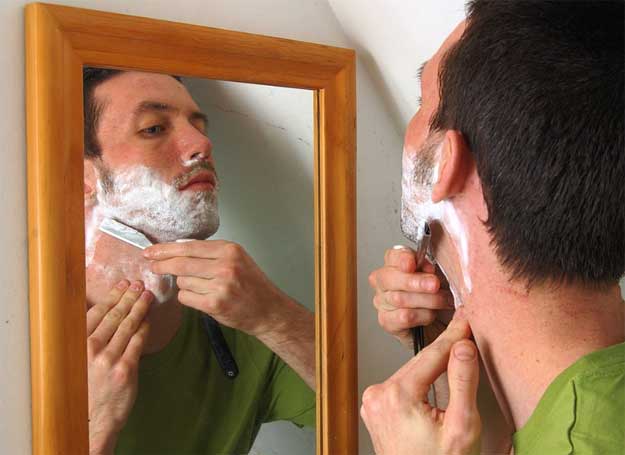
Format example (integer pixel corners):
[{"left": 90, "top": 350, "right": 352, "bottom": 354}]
[
  {"left": 513, "top": 342, "right": 625, "bottom": 455},
  {"left": 115, "top": 307, "right": 315, "bottom": 455}
]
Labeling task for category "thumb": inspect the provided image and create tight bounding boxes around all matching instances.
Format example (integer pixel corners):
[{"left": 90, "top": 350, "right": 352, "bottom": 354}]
[{"left": 445, "top": 340, "right": 480, "bottom": 434}]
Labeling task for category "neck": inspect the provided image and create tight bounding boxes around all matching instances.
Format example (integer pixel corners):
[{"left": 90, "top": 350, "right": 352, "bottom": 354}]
[
  {"left": 433, "top": 228, "right": 625, "bottom": 430},
  {"left": 85, "top": 209, "right": 182, "bottom": 354}
]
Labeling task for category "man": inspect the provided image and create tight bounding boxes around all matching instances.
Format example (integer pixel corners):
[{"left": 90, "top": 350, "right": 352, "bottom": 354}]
[
  {"left": 83, "top": 69, "right": 316, "bottom": 455},
  {"left": 364, "top": 1, "right": 624, "bottom": 454}
]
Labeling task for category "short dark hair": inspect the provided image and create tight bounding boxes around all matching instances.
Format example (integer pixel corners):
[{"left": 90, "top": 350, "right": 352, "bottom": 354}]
[
  {"left": 83, "top": 67, "right": 123, "bottom": 158},
  {"left": 431, "top": 1, "right": 624, "bottom": 288},
  {"left": 82, "top": 67, "right": 183, "bottom": 158}
]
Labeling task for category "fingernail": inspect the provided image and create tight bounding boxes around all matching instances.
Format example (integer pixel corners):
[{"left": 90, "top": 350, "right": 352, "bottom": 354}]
[
  {"left": 141, "top": 290, "right": 153, "bottom": 301},
  {"left": 423, "top": 277, "right": 438, "bottom": 292},
  {"left": 116, "top": 280, "right": 129, "bottom": 289},
  {"left": 142, "top": 248, "right": 153, "bottom": 258},
  {"left": 130, "top": 281, "right": 143, "bottom": 291},
  {"left": 454, "top": 342, "right": 476, "bottom": 360}
]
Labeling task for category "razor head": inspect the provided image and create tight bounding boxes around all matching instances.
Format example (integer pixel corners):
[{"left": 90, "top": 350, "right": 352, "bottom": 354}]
[{"left": 99, "top": 218, "right": 153, "bottom": 250}]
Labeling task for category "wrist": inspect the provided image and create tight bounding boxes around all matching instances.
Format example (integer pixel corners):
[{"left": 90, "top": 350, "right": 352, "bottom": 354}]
[
  {"left": 89, "top": 422, "right": 120, "bottom": 455},
  {"left": 250, "top": 291, "right": 294, "bottom": 337},
  {"left": 254, "top": 296, "right": 312, "bottom": 345}
]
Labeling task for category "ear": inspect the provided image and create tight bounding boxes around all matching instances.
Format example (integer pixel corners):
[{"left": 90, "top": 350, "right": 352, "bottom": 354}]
[
  {"left": 431, "top": 130, "right": 472, "bottom": 203},
  {"left": 84, "top": 159, "right": 97, "bottom": 207}
]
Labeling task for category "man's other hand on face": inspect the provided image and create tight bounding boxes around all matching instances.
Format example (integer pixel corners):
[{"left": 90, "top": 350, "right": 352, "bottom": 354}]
[
  {"left": 361, "top": 316, "right": 481, "bottom": 455},
  {"left": 87, "top": 280, "right": 153, "bottom": 455}
]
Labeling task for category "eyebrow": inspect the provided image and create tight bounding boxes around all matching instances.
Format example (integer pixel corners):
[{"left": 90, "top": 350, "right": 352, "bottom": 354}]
[{"left": 133, "top": 101, "right": 208, "bottom": 129}]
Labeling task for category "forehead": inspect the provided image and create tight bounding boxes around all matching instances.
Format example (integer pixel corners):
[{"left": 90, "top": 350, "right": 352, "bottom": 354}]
[
  {"left": 422, "top": 21, "right": 466, "bottom": 93},
  {"left": 94, "top": 71, "right": 200, "bottom": 116},
  {"left": 405, "top": 21, "right": 466, "bottom": 150}
]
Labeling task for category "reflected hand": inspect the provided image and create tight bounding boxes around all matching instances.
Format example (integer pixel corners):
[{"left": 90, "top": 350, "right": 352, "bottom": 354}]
[
  {"left": 87, "top": 280, "right": 152, "bottom": 455},
  {"left": 361, "top": 317, "right": 481, "bottom": 455},
  {"left": 146, "top": 240, "right": 316, "bottom": 389},
  {"left": 145, "top": 240, "right": 292, "bottom": 337},
  {"left": 368, "top": 246, "right": 454, "bottom": 350}
]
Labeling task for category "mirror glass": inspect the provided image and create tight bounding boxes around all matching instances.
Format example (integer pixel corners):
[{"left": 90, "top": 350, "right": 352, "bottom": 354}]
[{"left": 82, "top": 67, "right": 315, "bottom": 455}]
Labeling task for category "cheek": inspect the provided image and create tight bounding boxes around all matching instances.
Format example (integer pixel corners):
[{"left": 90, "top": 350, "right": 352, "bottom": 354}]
[
  {"left": 108, "top": 144, "right": 182, "bottom": 183},
  {"left": 401, "top": 151, "right": 418, "bottom": 201},
  {"left": 405, "top": 111, "right": 430, "bottom": 147}
]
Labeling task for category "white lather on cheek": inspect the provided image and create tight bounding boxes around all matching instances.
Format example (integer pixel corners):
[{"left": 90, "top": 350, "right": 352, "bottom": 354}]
[
  {"left": 402, "top": 145, "right": 473, "bottom": 305},
  {"left": 95, "top": 165, "right": 219, "bottom": 243}
]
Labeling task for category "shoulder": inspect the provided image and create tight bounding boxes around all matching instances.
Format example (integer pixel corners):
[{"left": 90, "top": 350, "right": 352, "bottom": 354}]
[
  {"left": 514, "top": 343, "right": 625, "bottom": 454},
  {"left": 569, "top": 343, "right": 625, "bottom": 451}
]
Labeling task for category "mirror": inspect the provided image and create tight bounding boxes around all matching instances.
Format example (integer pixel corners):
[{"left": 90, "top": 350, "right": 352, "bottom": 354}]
[
  {"left": 26, "top": 3, "right": 356, "bottom": 455},
  {"left": 83, "top": 69, "right": 315, "bottom": 454}
]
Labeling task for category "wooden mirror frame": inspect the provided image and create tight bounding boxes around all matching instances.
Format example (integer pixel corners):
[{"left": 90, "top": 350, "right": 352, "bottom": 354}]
[{"left": 25, "top": 3, "right": 357, "bottom": 454}]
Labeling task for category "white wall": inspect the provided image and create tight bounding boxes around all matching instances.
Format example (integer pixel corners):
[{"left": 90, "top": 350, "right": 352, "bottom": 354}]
[
  {"left": 1, "top": 1, "right": 32, "bottom": 452},
  {"left": 1, "top": 1, "right": 404, "bottom": 454},
  {"left": 328, "top": 0, "right": 466, "bottom": 130}
]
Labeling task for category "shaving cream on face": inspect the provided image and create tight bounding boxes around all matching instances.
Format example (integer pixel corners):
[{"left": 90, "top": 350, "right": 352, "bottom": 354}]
[
  {"left": 96, "top": 164, "right": 219, "bottom": 243},
  {"left": 85, "top": 208, "right": 177, "bottom": 304},
  {"left": 85, "top": 163, "right": 219, "bottom": 304},
  {"left": 400, "top": 141, "right": 473, "bottom": 306}
]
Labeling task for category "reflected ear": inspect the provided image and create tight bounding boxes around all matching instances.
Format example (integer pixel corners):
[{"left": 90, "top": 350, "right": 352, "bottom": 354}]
[
  {"left": 84, "top": 159, "right": 97, "bottom": 207},
  {"left": 432, "top": 130, "right": 472, "bottom": 203}
]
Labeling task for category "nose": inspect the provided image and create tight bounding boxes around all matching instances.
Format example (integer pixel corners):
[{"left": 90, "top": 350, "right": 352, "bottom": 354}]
[{"left": 177, "top": 124, "right": 214, "bottom": 165}]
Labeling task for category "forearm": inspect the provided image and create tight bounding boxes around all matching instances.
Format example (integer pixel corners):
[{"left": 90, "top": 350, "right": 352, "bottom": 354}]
[
  {"left": 255, "top": 297, "right": 316, "bottom": 390},
  {"left": 89, "top": 425, "right": 119, "bottom": 455}
]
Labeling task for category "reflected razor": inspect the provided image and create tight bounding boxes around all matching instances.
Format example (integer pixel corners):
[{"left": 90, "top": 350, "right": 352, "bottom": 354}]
[{"left": 99, "top": 217, "right": 153, "bottom": 250}]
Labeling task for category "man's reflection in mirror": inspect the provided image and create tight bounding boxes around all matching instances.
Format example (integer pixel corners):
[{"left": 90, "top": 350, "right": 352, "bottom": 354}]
[{"left": 83, "top": 68, "right": 316, "bottom": 455}]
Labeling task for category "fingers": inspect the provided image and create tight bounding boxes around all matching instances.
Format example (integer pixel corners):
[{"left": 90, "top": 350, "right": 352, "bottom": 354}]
[
  {"left": 106, "top": 290, "right": 153, "bottom": 359},
  {"left": 377, "top": 308, "right": 437, "bottom": 336},
  {"left": 370, "top": 268, "right": 440, "bottom": 294},
  {"left": 143, "top": 239, "right": 240, "bottom": 261},
  {"left": 151, "top": 257, "right": 218, "bottom": 277},
  {"left": 177, "top": 289, "right": 212, "bottom": 313},
  {"left": 374, "top": 289, "right": 454, "bottom": 311},
  {"left": 89, "top": 281, "right": 146, "bottom": 351},
  {"left": 384, "top": 247, "right": 437, "bottom": 274},
  {"left": 86, "top": 280, "right": 130, "bottom": 335},
  {"left": 446, "top": 340, "right": 479, "bottom": 418},
  {"left": 176, "top": 275, "right": 213, "bottom": 295},
  {"left": 390, "top": 317, "right": 472, "bottom": 398},
  {"left": 442, "top": 340, "right": 481, "bottom": 452},
  {"left": 122, "top": 321, "right": 150, "bottom": 365},
  {"left": 385, "top": 247, "right": 417, "bottom": 272}
]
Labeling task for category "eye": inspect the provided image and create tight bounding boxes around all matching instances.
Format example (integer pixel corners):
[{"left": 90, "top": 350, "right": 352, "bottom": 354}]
[
  {"left": 140, "top": 125, "right": 166, "bottom": 136},
  {"left": 193, "top": 122, "right": 207, "bottom": 135}
]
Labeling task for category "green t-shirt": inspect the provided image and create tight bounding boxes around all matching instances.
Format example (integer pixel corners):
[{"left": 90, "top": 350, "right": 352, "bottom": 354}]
[
  {"left": 115, "top": 307, "right": 316, "bottom": 455},
  {"left": 513, "top": 342, "right": 625, "bottom": 455}
]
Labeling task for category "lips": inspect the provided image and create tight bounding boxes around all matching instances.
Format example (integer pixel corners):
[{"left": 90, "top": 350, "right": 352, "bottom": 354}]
[{"left": 178, "top": 171, "right": 217, "bottom": 191}]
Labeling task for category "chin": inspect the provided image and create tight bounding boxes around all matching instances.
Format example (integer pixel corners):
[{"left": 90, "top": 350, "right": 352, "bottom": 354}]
[
  {"left": 151, "top": 222, "right": 220, "bottom": 243},
  {"left": 148, "top": 274, "right": 177, "bottom": 305}
]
